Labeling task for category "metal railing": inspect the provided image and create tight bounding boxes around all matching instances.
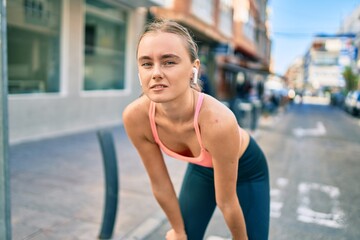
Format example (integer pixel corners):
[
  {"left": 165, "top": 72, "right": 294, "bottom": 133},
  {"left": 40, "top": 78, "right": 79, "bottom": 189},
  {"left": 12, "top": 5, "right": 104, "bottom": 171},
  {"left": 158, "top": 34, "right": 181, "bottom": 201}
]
[{"left": 97, "top": 130, "right": 119, "bottom": 239}]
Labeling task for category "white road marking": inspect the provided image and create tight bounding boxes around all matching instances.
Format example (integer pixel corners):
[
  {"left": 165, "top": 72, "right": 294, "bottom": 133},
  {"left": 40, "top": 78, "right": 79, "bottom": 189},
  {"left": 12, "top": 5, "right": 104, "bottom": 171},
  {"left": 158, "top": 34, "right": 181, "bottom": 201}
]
[
  {"left": 270, "top": 178, "right": 289, "bottom": 218},
  {"left": 297, "top": 182, "right": 345, "bottom": 228},
  {"left": 207, "top": 236, "right": 231, "bottom": 240},
  {"left": 293, "top": 121, "right": 326, "bottom": 137}
]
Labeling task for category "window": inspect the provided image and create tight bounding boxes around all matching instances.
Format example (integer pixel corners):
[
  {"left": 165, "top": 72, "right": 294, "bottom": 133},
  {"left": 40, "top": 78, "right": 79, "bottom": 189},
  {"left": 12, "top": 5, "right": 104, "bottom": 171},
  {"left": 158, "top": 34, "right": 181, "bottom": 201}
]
[
  {"left": 311, "top": 52, "right": 338, "bottom": 66},
  {"left": 219, "top": 0, "right": 232, "bottom": 37},
  {"left": 84, "top": 0, "right": 127, "bottom": 91},
  {"left": 7, "top": 0, "right": 61, "bottom": 94},
  {"left": 243, "top": 15, "right": 255, "bottom": 42},
  {"left": 191, "top": 0, "right": 214, "bottom": 25}
]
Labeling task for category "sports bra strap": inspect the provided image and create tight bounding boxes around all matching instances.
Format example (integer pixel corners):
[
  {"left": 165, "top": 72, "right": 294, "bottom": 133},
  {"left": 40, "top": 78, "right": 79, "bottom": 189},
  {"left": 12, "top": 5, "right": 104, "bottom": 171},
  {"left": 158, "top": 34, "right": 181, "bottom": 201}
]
[
  {"left": 194, "top": 93, "right": 205, "bottom": 148},
  {"left": 149, "top": 93, "right": 206, "bottom": 148},
  {"left": 149, "top": 101, "right": 159, "bottom": 144}
]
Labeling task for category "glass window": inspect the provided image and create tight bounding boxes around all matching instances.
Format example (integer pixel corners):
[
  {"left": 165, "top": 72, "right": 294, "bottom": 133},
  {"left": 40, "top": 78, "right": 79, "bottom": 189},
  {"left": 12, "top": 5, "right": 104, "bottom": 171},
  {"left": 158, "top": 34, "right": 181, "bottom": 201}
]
[
  {"left": 311, "top": 52, "right": 338, "bottom": 66},
  {"left": 7, "top": 0, "right": 61, "bottom": 94},
  {"left": 191, "top": 0, "right": 214, "bottom": 25},
  {"left": 219, "top": 0, "right": 232, "bottom": 37},
  {"left": 243, "top": 15, "right": 255, "bottom": 42},
  {"left": 84, "top": 0, "right": 127, "bottom": 91}
]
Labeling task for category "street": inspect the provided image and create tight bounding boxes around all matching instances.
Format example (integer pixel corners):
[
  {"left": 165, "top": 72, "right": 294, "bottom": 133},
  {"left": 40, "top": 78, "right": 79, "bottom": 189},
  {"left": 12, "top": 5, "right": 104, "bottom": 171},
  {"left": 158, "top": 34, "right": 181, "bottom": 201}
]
[
  {"left": 9, "top": 101, "right": 360, "bottom": 240},
  {"left": 146, "top": 102, "right": 360, "bottom": 240},
  {"left": 3, "top": 1, "right": 360, "bottom": 240}
]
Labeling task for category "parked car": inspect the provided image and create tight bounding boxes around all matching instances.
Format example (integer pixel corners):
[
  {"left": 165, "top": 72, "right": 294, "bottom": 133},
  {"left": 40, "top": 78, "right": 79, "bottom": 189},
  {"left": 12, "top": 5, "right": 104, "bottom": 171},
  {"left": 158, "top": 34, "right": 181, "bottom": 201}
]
[{"left": 344, "top": 90, "right": 360, "bottom": 116}]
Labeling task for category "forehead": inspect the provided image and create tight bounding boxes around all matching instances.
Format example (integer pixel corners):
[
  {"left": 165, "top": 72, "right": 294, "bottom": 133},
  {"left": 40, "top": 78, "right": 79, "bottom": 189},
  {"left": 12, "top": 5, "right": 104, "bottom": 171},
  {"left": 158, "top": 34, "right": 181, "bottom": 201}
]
[{"left": 137, "top": 32, "right": 189, "bottom": 59}]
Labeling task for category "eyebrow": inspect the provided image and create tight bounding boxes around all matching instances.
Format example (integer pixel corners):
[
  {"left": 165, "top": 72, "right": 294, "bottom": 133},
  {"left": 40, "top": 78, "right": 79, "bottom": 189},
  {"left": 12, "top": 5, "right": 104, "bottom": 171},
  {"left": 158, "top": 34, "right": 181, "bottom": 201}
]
[{"left": 138, "top": 54, "right": 181, "bottom": 61}]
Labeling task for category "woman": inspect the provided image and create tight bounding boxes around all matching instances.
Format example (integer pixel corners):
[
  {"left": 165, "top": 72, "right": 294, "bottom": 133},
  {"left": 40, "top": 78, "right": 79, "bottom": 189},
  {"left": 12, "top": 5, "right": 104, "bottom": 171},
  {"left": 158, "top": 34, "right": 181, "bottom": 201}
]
[{"left": 123, "top": 19, "right": 270, "bottom": 240}]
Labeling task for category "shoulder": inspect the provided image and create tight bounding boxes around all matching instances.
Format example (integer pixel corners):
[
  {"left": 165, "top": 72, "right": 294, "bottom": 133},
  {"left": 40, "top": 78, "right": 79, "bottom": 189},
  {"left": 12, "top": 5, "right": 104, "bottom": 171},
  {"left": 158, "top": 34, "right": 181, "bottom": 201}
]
[
  {"left": 123, "top": 95, "right": 150, "bottom": 125},
  {"left": 122, "top": 95, "right": 153, "bottom": 140},
  {"left": 199, "top": 94, "right": 240, "bottom": 146},
  {"left": 199, "top": 94, "right": 238, "bottom": 131}
]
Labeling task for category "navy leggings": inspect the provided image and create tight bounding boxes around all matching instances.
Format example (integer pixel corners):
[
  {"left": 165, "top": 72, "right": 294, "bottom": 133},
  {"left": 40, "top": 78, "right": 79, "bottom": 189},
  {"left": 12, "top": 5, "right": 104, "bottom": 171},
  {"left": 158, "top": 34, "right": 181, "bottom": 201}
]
[{"left": 178, "top": 137, "right": 270, "bottom": 240}]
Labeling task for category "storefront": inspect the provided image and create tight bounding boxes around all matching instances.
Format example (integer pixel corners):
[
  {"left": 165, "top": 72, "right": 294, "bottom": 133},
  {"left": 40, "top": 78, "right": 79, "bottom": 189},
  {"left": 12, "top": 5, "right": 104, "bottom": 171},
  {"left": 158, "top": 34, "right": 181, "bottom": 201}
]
[{"left": 7, "top": 0, "right": 163, "bottom": 143}]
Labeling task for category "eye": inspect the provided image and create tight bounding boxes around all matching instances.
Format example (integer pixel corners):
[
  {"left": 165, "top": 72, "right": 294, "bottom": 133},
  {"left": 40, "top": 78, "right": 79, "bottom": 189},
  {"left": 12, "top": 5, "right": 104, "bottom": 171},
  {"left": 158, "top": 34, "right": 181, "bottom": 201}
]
[
  {"left": 141, "top": 62, "right": 152, "bottom": 68},
  {"left": 163, "top": 61, "right": 176, "bottom": 66}
]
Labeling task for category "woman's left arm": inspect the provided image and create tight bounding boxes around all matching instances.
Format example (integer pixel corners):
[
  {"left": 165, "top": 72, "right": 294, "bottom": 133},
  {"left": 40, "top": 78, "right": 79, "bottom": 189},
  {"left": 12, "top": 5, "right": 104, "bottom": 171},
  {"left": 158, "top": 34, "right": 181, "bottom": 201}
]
[{"left": 201, "top": 103, "right": 248, "bottom": 240}]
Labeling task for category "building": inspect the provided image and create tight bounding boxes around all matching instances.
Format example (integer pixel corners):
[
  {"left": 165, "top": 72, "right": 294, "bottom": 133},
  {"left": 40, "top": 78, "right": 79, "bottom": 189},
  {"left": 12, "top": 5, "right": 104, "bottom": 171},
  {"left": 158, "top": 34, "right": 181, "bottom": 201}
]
[
  {"left": 339, "top": 5, "right": 360, "bottom": 34},
  {"left": 7, "top": 0, "right": 270, "bottom": 143},
  {"left": 285, "top": 57, "right": 304, "bottom": 91},
  {"left": 338, "top": 4, "right": 360, "bottom": 73},
  {"left": 152, "top": 0, "right": 270, "bottom": 100},
  {"left": 303, "top": 33, "right": 357, "bottom": 94},
  {"left": 8, "top": 0, "right": 164, "bottom": 143}
]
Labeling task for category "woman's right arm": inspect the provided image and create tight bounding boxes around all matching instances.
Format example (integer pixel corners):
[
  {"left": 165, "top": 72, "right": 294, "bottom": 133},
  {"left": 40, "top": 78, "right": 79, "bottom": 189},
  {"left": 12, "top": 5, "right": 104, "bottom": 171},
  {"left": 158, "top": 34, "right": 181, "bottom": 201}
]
[{"left": 122, "top": 102, "right": 187, "bottom": 238}]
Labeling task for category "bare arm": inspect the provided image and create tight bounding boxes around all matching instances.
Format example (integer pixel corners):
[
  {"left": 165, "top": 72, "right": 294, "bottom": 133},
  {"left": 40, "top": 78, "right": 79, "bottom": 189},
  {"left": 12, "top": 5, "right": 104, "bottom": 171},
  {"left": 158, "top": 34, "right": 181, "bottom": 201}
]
[
  {"left": 201, "top": 99, "right": 248, "bottom": 240},
  {"left": 122, "top": 101, "right": 186, "bottom": 237}
]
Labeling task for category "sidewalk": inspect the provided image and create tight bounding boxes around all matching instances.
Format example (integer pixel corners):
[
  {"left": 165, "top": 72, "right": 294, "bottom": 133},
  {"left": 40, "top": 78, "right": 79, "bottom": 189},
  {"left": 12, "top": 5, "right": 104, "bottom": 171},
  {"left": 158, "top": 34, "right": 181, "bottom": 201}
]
[
  {"left": 10, "top": 114, "right": 280, "bottom": 240},
  {"left": 10, "top": 125, "right": 186, "bottom": 240}
]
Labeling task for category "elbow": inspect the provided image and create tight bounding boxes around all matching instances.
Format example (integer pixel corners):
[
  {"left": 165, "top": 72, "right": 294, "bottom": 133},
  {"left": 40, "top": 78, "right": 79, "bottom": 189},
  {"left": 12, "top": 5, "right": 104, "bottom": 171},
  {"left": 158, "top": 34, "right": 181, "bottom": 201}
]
[
  {"left": 152, "top": 184, "right": 172, "bottom": 203},
  {"left": 216, "top": 196, "right": 239, "bottom": 213}
]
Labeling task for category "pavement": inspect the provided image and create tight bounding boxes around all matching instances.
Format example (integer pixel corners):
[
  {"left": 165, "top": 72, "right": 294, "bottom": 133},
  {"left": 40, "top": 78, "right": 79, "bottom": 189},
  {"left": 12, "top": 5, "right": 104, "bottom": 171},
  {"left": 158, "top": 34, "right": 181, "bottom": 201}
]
[{"left": 9, "top": 114, "right": 279, "bottom": 240}]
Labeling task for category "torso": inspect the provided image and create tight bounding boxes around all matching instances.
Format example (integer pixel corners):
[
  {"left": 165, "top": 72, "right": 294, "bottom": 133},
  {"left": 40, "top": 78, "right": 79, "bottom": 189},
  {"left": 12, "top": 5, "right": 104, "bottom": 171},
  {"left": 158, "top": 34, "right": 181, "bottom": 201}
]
[{"left": 147, "top": 92, "right": 251, "bottom": 166}]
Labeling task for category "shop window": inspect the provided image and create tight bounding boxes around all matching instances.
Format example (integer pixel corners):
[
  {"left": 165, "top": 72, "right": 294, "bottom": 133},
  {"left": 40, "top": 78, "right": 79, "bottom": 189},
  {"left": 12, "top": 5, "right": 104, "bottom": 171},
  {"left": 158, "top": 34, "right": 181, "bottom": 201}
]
[
  {"left": 191, "top": 0, "right": 214, "bottom": 25},
  {"left": 84, "top": 0, "right": 127, "bottom": 91},
  {"left": 7, "top": 0, "right": 61, "bottom": 94}
]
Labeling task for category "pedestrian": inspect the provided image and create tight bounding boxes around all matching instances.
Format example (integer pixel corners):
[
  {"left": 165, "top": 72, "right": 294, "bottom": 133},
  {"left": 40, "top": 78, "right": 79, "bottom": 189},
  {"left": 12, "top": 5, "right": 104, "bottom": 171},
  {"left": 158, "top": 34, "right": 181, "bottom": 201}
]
[{"left": 123, "top": 19, "right": 270, "bottom": 240}]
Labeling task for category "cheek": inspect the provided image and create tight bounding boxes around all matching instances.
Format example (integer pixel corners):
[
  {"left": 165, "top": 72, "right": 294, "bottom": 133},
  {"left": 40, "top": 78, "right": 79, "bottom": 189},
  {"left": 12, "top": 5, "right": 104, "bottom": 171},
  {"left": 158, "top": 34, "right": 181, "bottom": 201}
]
[
  {"left": 138, "top": 70, "right": 150, "bottom": 82},
  {"left": 169, "top": 70, "right": 190, "bottom": 84}
]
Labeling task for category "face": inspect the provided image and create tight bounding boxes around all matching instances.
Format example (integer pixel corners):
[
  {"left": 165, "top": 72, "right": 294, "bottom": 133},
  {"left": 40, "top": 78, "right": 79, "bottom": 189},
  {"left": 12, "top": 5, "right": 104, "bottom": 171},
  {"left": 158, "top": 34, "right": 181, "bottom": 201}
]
[{"left": 137, "top": 32, "right": 199, "bottom": 102}]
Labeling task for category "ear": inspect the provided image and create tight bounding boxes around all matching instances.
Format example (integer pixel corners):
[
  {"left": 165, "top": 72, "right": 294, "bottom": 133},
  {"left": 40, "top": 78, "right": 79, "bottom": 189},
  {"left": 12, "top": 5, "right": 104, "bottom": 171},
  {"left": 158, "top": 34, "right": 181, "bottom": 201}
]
[{"left": 137, "top": 73, "right": 142, "bottom": 86}]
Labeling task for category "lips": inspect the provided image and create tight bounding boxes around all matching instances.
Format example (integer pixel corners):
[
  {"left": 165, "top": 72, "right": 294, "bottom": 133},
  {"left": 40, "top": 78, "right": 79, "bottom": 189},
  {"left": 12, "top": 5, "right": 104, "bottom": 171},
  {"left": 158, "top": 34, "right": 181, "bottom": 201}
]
[{"left": 150, "top": 84, "right": 167, "bottom": 89}]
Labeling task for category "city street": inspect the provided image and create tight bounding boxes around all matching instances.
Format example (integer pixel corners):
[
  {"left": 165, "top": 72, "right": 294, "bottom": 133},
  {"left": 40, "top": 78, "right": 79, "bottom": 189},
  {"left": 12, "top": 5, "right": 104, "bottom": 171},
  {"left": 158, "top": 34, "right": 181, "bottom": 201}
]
[
  {"left": 9, "top": 101, "right": 360, "bottom": 240},
  {"left": 3, "top": 1, "right": 360, "bottom": 240},
  {"left": 146, "top": 102, "right": 360, "bottom": 239}
]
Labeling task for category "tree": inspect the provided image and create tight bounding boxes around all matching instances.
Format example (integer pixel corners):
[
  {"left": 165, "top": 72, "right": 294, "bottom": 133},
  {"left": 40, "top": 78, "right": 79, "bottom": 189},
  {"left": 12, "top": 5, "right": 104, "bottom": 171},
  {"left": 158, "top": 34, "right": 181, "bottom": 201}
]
[{"left": 342, "top": 66, "right": 359, "bottom": 92}]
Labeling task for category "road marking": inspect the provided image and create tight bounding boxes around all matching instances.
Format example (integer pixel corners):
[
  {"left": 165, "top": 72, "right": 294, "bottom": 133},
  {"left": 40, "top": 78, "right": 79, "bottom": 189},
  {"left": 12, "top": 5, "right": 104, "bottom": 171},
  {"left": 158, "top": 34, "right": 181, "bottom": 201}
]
[
  {"left": 207, "top": 236, "right": 231, "bottom": 240},
  {"left": 297, "top": 182, "right": 345, "bottom": 229},
  {"left": 293, "top": 121, "right": 326, "bottom": 137},
  {"left": 270, "top": 178, "right": 289, "bottom": 218}
]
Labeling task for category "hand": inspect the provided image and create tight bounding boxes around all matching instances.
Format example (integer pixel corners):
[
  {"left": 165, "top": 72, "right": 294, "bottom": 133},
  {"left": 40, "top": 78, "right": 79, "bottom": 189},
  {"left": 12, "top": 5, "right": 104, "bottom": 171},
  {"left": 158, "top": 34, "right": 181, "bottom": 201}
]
[{"left": 165, "top": 229, "right": 187, "bottom": 240}]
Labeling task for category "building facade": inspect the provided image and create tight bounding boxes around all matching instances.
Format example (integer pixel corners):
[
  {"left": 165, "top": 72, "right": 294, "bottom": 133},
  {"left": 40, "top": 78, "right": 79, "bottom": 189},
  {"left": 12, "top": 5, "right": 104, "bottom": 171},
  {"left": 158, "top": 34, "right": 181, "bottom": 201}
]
[
  {"left": 285, "top": 57, "right": 304, "bottom": 91},
  {"left": 8, "top": 0, "right": 164, "bottom": 143},
  {"left": 7, "top": 0, "right": 270, "bottom": 143},
  {"left": 149, "top": 0, "right": 271, "bottom": 103},
  {"left": 338, "top": 5, "right": 360, "bottom": 74},
  {"left": 303, "top": 34, "right": 357, "bottom": 94}
]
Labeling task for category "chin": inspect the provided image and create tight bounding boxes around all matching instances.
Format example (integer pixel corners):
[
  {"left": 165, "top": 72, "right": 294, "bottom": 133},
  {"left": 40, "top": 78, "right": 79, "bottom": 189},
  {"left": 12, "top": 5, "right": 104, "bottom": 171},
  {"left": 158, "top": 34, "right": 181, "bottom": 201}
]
[{"left": 146, "top": 93, "right": 171, "bottom": 103}]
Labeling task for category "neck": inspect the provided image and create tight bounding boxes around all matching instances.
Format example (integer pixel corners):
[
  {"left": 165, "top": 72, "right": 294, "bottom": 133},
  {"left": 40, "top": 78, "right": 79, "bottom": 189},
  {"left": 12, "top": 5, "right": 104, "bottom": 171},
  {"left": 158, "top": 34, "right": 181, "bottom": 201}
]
[{"left": 157, "top": 89, "right": 197, "bottom": 123}]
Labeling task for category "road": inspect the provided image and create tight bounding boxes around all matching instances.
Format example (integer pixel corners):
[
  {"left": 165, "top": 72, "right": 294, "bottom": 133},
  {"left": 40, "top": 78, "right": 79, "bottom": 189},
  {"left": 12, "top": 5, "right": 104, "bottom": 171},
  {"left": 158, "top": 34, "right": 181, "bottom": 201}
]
[{"left": 146, "top": 103, "right": 360, "bottom": 240}]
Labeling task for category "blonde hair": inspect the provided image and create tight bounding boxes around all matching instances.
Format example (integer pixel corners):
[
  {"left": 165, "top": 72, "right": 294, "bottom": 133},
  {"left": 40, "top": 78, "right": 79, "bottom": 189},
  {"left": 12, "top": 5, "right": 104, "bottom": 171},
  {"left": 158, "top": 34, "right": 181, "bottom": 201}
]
[{"left": 137, "top": 19, "right": 202, "bottom": 91}]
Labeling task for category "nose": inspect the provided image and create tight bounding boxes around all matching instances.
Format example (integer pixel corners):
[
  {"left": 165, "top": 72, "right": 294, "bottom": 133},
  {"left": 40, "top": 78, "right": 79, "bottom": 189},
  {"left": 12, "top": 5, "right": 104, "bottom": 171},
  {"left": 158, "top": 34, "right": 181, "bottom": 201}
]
[{"left": 152, "top": 65, "right": 163, "bottom": 80}]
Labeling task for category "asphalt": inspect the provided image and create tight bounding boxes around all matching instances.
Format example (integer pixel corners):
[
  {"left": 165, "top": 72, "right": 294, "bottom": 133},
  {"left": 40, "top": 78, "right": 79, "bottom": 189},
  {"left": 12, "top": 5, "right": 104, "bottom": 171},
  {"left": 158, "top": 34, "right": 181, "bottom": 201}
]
[{"left": 9, "top": 114, "right": 276, "bottom": 240}]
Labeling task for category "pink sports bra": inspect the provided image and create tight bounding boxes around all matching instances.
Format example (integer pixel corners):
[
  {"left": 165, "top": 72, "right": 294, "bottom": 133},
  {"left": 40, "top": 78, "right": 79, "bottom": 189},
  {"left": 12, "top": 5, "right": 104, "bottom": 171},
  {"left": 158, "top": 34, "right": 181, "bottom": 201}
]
[{"left": 149, "top": 93, "right": 213, "bottom": 168}]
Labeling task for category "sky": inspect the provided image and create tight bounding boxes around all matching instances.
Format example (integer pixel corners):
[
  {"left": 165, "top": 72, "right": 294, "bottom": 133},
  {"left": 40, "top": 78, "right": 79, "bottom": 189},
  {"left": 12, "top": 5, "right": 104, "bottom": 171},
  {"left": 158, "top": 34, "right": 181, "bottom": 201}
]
[{"left": 268, "top": 0, "right": 360, "bottom": 75}]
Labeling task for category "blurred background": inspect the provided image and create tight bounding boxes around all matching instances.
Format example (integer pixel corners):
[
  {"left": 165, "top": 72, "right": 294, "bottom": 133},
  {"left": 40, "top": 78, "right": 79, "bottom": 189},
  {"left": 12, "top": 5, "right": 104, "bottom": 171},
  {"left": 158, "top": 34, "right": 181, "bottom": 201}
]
[
  {"left": 1, "top": 0, "right": 360, "bottom": 239},
  {"left": 3, "top": 0, "right": 360, "bottom": 142}
]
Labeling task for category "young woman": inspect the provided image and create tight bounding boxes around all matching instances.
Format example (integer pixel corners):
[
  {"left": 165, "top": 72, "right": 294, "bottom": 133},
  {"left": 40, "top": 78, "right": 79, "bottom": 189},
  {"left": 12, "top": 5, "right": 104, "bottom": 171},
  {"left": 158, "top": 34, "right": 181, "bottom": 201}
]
[{"left": 123, "top": 20, "right": 270, "bottom": 240}]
